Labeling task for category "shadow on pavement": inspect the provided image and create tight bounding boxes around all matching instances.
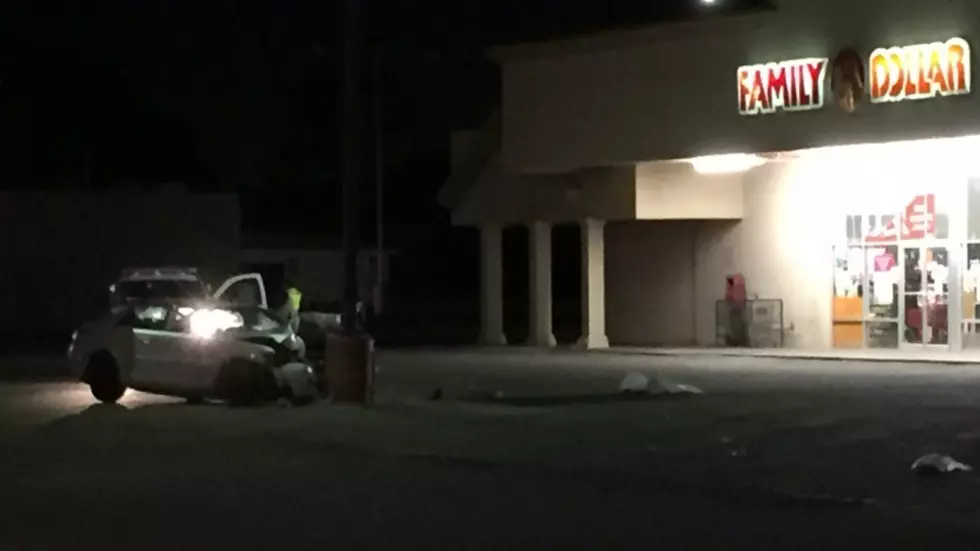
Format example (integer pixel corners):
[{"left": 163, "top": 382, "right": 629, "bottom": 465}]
[
  {"left": 0, "top": 355, "right": 70, "bottom": 382},
  {"left": 44, "top": 402, "right": 131, "bottom": 427},
  {"left": 464, "top": 391, "right": 694, "bottom": 408}
]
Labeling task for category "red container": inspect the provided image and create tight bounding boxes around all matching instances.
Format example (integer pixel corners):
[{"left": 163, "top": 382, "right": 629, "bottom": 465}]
[
  {"left": 725, "top": 273, "right": 746, "bottom": 303},
  {"left": 324, "top": 332, "right": 374, "bottom": 404}
]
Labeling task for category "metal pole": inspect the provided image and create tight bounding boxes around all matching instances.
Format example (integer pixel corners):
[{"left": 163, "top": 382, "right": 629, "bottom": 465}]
[
  {"left": 373, "top": 48, "right": 385, "bottom": 316},
  {"left": 341, "top": 0, "right": 362, "bottom": 334}
]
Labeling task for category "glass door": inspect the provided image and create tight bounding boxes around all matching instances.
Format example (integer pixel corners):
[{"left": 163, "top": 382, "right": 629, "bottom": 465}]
[
  {"left": 865, "top": 245, "right": 899, "bottom": 348},
  {"left": 901, "top": 245, "right": 950, "bottom": 347}
]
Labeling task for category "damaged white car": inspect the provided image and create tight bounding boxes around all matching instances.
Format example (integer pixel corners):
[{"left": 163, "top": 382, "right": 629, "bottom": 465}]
[{"left": 68, "top": 301, "right": 318, "bottom": 406}]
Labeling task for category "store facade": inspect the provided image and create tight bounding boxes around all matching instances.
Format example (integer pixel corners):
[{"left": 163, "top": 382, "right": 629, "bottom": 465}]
[{"left": 441, "top": 0, "right": 980, "bottom": 352}]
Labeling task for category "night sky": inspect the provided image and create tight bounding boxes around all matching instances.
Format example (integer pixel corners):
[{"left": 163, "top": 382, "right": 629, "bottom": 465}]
[{"left": 0, "top": 0, "right": 767, "bottom": 247}]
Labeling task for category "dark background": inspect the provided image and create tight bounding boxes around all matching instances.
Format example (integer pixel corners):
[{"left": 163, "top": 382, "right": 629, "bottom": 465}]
[{"left": 0, "top": 0, "right": 768, "bottom": 340}]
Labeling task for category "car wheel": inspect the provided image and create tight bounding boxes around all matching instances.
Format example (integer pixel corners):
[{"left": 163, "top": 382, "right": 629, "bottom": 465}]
[{"left": 86, "top": 351, "right": 126, "bottom": 404}]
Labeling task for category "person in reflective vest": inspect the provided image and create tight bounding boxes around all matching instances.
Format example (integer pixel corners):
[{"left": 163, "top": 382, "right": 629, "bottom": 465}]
[{"left": 280, "top": 285, "right": 302, "bottom": 333}]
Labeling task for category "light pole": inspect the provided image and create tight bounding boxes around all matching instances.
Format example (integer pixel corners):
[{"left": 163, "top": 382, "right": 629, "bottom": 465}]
[
  {"left": 372, "top": 48, "right": 385, "bottom": 316},
  {"left": 341, "top": 0, "right": 362, "bottom": 334},
  {"left": 325, "top": 0, "right": 373, "bottom": 404}
]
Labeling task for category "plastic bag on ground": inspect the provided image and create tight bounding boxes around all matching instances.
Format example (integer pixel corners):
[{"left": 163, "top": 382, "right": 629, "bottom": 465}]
[
  {"left": 619, "top": 373, "right": 702, "bottom": 395},
  {"left": 619, "top": 372, "right": 651, "bottom": 393},
  {"left": 911, "top": 453, "right": 973, "bottom": 474}
]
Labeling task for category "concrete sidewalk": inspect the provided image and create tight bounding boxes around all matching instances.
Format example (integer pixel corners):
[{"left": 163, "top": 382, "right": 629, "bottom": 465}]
[
  {"left": 601, "top": 346, "right": 980, "bottom": 365},
  {"left": 413, "top": 344, "right": 980, "bottom": 365}
]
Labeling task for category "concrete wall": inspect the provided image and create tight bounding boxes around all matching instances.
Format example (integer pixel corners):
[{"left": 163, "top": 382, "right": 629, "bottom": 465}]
[
  {"left": 453, "top": 155, "right": 752, "bottom": 224},
  {"left": 498, "top": 0, "right": 980, "bottom": 173},
  {"left": 0, "top": 191, "right": 240, "bottom": 337},
  {"left": 451, "top": 131, "right": 479, "bottom": 169},
  {"left": 605, "top": 221, "right": 698, "bottom": 345},
  {"left": 607, "top": 155, "right": 923, "bottom": 349},
  {"left": 452, "top": 157, "right": 637, "bottom": 225},
  {"left": 699, "top": 160, "right": 833, "bottom": 349},
  {"left": 635, "top": 162, "right": 744, "bottom": 219}
]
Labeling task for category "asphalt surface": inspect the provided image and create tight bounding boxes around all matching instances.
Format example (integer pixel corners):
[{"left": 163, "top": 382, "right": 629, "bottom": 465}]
[{"left": 4, "top": 349, "right": 980, "bottom": 549}]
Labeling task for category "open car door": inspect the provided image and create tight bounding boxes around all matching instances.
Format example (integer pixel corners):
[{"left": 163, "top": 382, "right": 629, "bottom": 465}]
[{"left": 212, "top": 273, "right": 268, "bottom": 308}]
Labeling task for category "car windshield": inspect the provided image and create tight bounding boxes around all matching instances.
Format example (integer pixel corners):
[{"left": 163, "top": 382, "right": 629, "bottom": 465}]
[
  {"left": 228, "top": 306, "right": 289, "bottom": 333},
  {"left": 115, "top": 280, "right": 209, "bottom": 301}
]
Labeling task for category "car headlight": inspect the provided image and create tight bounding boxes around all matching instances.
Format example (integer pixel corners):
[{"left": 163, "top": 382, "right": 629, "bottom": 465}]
[{"left": 188, "top": 309, "right": 242, "bottom": 339}]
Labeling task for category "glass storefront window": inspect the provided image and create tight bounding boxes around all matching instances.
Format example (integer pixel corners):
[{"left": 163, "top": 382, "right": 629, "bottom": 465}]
[
  {"left": 962, "top": 243, "right": 980, "bottom": 348},
  {"left": 838, "top": 187, "right": 954, "bottom": 350},
  {"left": 865, "top": 245, "right": 898, "bottom": 319},
  {"left": 968, "top": 179, "right": 980, "bottom": 241},
  {"left": 833, "top": 246, "right": 863, "bottom": 298},
  {"left": 866, "top": 320, "right": 899, "bottom": 349}
]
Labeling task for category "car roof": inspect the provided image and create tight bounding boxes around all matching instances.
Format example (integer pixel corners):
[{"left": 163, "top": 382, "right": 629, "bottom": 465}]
[{"left": 118, "top": 267, "right": 202, "bottom": 282}]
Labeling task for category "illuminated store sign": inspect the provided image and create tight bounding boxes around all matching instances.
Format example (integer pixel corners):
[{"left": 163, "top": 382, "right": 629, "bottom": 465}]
[
  {"left": 869, "top": 37, "right": 970, "bottom": 103},
  {"left": 737, "top": 58, "right": 828, "bottom": 116},
  {"left": 864, "top": 194, "right": 936, "bottom": 243}
]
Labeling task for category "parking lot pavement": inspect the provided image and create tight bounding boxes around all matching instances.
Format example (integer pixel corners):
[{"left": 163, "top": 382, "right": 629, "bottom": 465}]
[
  {"left": 0, "top": 353, "right": 69, "bottom": 382},
  {"left": 3, "top": 346, "right": 980, "bottom": 547},
  {"left": 373, "top": 347, "right": 980, "bottom": 400},
  {"left": 3, "top": 384, "right": 980, "bottom": 549}
]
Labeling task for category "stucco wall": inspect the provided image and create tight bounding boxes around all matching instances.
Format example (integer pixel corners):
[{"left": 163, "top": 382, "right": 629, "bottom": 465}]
[
  {"left": 635, "top": 162, "right": 744, "bottom": 219},
  {"left": 452, "top": 157, "right": 637, "bottom": 225},
  {"left": 499, "top": 0, "right": 980, "bottom": 173},
  {"left": 698, "top": 160, "right": 834, "bottom": 349},
  {"left": 607, "top": 158, "right": 848, "bottom": 349},
  {"left": 605, "top": 221, "right": 698, "bottom": 345}
]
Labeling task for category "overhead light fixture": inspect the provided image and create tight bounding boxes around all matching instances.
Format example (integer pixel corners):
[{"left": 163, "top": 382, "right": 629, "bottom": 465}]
[{"left": 689, "top": 153, "right": 765, "bottom": 174}]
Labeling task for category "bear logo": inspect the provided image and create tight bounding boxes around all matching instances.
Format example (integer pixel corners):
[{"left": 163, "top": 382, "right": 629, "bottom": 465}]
[{"left": 831, "top": 47, "right": 865, "bottom": 113}]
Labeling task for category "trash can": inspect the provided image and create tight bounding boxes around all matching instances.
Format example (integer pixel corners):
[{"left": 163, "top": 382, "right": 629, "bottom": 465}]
[
  {"left": 324, "top": 332, "right": 374, "bottom": 404},
  {"left": 725, "top": 274, "right": 748, "bottom": 347}
]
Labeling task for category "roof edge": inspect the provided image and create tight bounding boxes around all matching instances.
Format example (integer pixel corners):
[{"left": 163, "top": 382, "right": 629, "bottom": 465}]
[
  {"left": 437, "top": 110, "right": 502, "bottom": 209},
  {"left": 486, "top": 8, "right": 778, "bottom": 64}
]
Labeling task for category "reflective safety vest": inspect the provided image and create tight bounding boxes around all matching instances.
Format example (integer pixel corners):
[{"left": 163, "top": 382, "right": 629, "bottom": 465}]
[{"left": 287, "top": 287, "right": 302, "bottom": 312}]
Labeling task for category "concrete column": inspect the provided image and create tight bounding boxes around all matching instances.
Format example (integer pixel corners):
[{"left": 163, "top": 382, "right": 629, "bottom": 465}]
[
  {"left": 479, "top": 224, "right": 507, "bottom": 345},
  {"left": 528, "top": 220, "right": 556, "bottom": 347},
  {"left": 579, "top": 218, "right": 609, "bottom": 349}
]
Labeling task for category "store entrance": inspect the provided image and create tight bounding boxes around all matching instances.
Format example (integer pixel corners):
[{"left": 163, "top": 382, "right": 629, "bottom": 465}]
[{"left": 900, "top": 244, "right": 949, "bottom": 347}]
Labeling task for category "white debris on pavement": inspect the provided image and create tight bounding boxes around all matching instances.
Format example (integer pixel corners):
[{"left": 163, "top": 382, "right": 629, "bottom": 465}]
[
  {"left": 619, "top": 372, "right": 650, "bottom": 393},
  {"left": 619, "top": 372, "right": 704, "bottom": 395},
  {"left": 910, "top": 453, "right": 973, "bottom": 474},
  {"left": 663, "top": 382, "right": 704, "bottom": 395}
]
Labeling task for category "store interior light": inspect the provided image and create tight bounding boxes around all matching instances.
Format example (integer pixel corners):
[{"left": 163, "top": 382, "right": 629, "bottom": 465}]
[{"left": 689, "top": 153, "right": 765, "bottom": 174}]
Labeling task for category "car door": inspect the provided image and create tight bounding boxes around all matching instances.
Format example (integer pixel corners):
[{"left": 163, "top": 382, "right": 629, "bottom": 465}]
[
  {"left": 128, "top": 304, "right": 183, "bottom": 389},
  {"left": 212, "top": 273, "right": 268, "bottom": 308}
]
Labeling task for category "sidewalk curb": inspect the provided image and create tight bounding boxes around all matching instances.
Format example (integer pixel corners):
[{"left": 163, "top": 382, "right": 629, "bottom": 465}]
[
  {"left": 381, "top": 345, "right": 980, "bottom": 366},
  {"left": 594, "top": 348, "right": 980, "bottom": 366}
]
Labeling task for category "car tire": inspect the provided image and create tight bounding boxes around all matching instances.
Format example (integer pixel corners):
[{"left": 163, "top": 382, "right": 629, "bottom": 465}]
[{"left": 86, "top": 352, "right": 126, "bottom": 404}]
